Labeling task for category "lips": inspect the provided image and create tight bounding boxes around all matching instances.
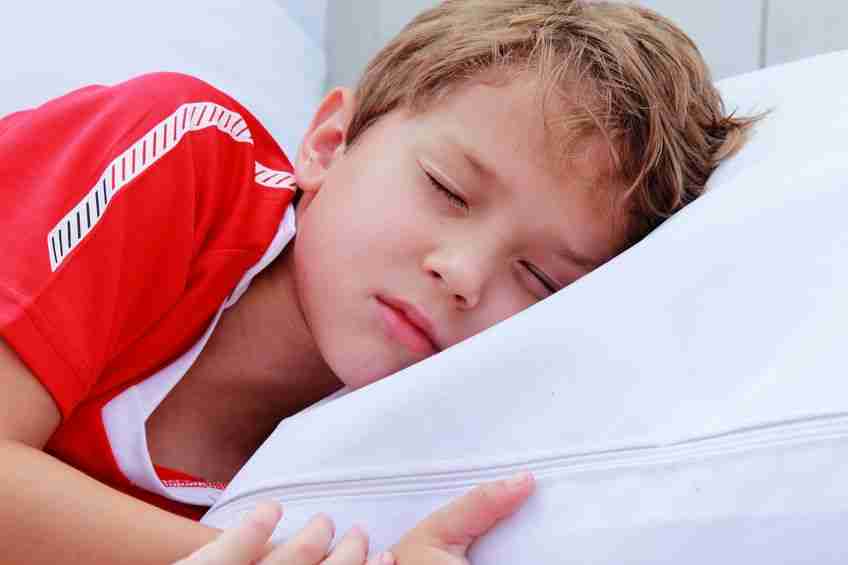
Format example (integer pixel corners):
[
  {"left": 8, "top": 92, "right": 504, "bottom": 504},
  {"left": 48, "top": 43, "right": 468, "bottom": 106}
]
[{"left": 376, "top": 295, "right": 441, "bottom": 356}]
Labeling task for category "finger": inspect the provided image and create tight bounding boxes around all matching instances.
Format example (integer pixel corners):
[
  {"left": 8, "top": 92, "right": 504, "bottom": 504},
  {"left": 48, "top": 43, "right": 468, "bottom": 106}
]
[
  {"left": 177, "top": 502, "right": 282, "bottom": 565},
  {"left": 416, "top": 472, "right": 535, "bottom": 553},
  {"left": 259, "top": 513, "right": 334, "bottom": 565},
  {"left": 365, "top": 551, "right": 396, "bottom": 565},
  {"left": 321, "top": 526, "right": 369, "bottom": 565}
]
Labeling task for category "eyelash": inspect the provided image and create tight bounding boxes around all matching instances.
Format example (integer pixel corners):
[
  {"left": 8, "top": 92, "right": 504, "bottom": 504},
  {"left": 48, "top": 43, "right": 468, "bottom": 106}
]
[
  {"left": 520, "top": 261, "right": 558, "bottom": 294},
  {"left": 426, "top": 172, "right": 468, "bottom": 210}
]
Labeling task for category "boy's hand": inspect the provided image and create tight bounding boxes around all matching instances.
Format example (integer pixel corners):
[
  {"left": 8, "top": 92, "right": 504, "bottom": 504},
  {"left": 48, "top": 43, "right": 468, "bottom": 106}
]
[
  {"left": 174, "top": 472, "right": 534, "bottom": 565},
  {"left": 174, "top": 502, "right": 390, "bottom": 565},
  {"left": 390, "top": 472, "right": 535, "bottom": 564}
]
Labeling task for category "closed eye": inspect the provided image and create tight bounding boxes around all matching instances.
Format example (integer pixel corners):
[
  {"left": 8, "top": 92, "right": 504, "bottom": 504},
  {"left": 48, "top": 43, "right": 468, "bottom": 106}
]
[
  {"left": 520, "top": 260, "right": 559, "bottom": 294},
  {"left": 426, "top": 171, "right": 468, "bottom": 210}
]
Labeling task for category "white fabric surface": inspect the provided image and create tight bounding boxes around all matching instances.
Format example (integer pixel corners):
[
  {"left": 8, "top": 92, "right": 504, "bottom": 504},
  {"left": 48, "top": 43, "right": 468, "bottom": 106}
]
[
  {"left": 203, "top": 51, "right": 848, "bottom": 563},
  {"left": 0, "top": 0, "right": 325, "bottom": 158}
]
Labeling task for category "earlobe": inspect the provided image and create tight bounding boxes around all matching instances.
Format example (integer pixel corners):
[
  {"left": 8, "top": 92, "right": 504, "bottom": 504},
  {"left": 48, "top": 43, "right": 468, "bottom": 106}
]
[{"left": 295, "top": 87, "right": 355, "bottom": 195}]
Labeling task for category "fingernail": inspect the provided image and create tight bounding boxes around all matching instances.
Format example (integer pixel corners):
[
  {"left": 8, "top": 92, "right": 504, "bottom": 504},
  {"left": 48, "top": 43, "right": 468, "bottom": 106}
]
[
  {"left": 381, "top": 551, "right": 396, "bottom": 565},
  {"left": 251, "top": 501, "right": 282, "bottom": 529},
  {"left": 350, "top": 524, "right": 370, "bottom": 543},
  {"left": 310, "top": 513, "right": 335, "bottom": 538},
  {"left": 506, "top": 472, "right": 532, "bottom": 489}
]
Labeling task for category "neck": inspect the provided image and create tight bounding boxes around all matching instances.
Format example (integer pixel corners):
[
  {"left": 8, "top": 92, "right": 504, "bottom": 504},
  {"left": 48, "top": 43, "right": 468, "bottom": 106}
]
[{"left": 147, "top": 244, "right": 342, "bottom": 482}]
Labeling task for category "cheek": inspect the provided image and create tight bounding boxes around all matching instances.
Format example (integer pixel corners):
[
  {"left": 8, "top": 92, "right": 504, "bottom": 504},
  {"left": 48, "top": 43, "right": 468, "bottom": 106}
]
[
  {"left": 452, "top": 282, "right": 536, "bottom": 347},
  {"left": 487, "top": 287, "right": 535, "bottom": 328}
]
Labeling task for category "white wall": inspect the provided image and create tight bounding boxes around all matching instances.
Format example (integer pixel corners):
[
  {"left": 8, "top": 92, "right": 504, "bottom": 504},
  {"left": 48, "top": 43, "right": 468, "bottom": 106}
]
[
  {"left": 636, "top": 0, "right": 763, "bottom": 80},
  {"left": 767, "top": 0, "right": 848, "bottom": 66},
  {"left": 277, "top": 0, "right": 329, "bottom": 46},
  {"left": 326, "top": 0, "right": 437, "bottom": 88},
  {"left": 325, "top": 0, "right": 848, "bottom": 89}
]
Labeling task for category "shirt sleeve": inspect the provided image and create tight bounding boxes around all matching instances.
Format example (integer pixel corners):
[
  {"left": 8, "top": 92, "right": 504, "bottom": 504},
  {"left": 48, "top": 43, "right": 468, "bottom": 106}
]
[{"left": 0, "top": 72, "right": 271, "bottom": 418}]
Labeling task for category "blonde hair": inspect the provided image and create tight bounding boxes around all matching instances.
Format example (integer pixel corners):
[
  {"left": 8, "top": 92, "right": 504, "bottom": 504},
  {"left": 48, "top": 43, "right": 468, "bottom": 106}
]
[{"left": 348, "top": 0, "right": 762, "bottom": 244}]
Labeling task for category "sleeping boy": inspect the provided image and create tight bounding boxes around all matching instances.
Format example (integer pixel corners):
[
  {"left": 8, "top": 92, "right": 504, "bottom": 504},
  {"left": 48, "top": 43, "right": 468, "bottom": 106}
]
[{"left": 0, "top": 1, "right": 757, "bottom": 563}]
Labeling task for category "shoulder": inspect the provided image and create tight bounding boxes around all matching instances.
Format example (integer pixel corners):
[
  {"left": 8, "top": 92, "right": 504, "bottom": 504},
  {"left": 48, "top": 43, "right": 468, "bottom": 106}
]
[
  {"left": 88, "top": 72, "right": 259, "bottom": 142},
  {"left": 115, "top": 73, "right": 291, "bottom": 167},
  {"left": 9, "top": 72, "right": 258, "bottom": 154},
  {"left": 117, "top": 72, "right": 240, "bottom": 107}
]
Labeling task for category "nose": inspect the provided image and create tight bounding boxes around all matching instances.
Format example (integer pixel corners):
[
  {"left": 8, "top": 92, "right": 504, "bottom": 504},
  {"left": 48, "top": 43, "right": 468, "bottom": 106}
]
[{"left": 424, "top": 246, "right": 494, "bottom": 310}]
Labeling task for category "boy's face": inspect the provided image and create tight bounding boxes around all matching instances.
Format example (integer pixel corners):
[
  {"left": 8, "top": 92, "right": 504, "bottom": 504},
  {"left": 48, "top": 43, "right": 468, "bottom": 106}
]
[{"left": 292, "top": 77, "right": 628, "bottom": 390}]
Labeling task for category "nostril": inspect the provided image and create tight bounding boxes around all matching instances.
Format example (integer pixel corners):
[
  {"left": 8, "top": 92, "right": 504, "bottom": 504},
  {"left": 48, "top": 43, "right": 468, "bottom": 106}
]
[{"left": 429, "top": 270, "right": 443, "bottom": 280}]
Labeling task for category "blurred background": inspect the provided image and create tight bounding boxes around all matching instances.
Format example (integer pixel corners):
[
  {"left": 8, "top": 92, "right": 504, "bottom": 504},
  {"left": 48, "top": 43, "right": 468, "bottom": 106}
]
[
  {"left": 2, "top": 1, "right": 844, "bottom": 156},
  {"left": 313, "top": 0, "right": 848, "bottom": 87}
]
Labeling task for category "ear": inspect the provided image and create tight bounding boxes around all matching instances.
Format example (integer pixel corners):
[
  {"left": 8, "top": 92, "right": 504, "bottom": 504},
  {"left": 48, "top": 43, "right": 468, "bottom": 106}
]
[{"left": 294, "top": 87, "right": 356, "bottom": 202}]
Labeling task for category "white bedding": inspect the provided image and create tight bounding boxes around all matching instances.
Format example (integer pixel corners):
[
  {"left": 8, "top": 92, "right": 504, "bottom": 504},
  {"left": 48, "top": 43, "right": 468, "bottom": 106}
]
[{"left": 202, "top": 50, "right": 848, "bottom": 563}]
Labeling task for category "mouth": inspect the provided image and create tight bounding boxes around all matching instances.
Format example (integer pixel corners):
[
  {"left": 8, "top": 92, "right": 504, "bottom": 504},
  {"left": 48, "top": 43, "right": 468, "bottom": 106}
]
[{"left": 376, "top": 295, "right": 441, "bottom": 356}]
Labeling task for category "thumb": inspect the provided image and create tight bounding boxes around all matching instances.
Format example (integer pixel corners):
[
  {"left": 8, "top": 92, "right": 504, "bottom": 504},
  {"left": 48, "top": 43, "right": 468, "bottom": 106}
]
[{"left": 416, "top": 472, "right": 535, "bottom": 555}]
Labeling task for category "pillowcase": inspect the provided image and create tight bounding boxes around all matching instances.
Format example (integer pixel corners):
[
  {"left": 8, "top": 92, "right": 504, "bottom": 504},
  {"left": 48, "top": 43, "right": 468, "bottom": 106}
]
[
  {"left": 203, "top": 49, "right": 848, "bottom": 563},
  {"left": 0, "top": 0, "right": 325, "bottom": 158}
]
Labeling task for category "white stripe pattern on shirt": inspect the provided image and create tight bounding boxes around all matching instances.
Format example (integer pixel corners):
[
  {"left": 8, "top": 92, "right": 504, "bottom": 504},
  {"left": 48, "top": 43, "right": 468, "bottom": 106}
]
[
  {"left": 46, "top": 101, "right": 292, "bottom": 272},
  {"left": 255, "top": 162, "right": 296, "bottom": 190}
]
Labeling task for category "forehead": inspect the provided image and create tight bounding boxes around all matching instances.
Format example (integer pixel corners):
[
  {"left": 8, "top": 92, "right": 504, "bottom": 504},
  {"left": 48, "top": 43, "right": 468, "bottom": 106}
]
[
  {"left": 410, "top": 76, "right": 628, "bottom": 256},
  {"left": 417, "top": 75, "right": 618, "bottom": 196}
]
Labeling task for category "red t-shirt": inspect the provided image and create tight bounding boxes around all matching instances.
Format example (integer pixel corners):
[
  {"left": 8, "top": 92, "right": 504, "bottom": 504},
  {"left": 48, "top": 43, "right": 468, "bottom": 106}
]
[{"left": 0, "top": 72, "right": 297, "bottom": 519}]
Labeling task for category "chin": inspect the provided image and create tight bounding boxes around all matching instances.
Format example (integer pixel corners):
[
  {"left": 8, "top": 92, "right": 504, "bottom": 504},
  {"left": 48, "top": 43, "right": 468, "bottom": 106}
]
[
  {"left": 335, "top": 358, "right": 407, "bottom": 391},
  {"left": 322, "top": 328, "right": 425, "bottom": 391},
  {"left": 337, "top": 374, "right": 381, "bottom": 391}
]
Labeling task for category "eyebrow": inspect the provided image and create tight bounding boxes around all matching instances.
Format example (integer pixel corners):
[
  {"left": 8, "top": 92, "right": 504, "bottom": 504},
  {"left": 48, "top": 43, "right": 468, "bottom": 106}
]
[{"left": 457, "top": 146, "right": 606, "bottom": 271}]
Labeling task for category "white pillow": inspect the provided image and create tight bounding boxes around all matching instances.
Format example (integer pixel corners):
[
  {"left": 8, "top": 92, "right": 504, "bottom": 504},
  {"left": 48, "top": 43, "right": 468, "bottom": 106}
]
[
  {"left": 205, "top": 51, "right": 848, "bottom": 563},
  {"left": 0, "top": 0, "right": 325, "bottom": 159}
]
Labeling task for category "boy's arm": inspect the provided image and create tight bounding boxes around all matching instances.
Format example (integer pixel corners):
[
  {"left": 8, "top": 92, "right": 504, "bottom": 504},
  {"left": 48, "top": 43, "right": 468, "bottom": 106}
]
[
  {"left": 0, "top": 73, "right": 286, "bottom": 564},
  {"left": 0, "top": 338, "right": 219, "bottom": 565}
]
